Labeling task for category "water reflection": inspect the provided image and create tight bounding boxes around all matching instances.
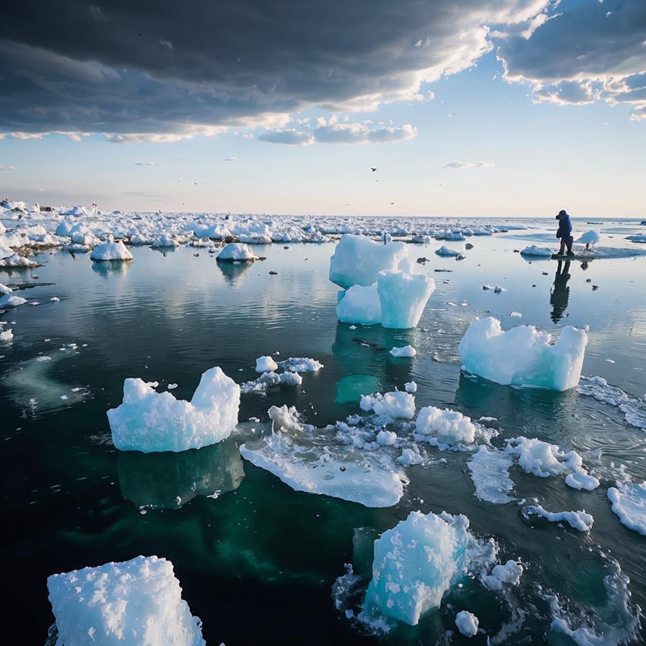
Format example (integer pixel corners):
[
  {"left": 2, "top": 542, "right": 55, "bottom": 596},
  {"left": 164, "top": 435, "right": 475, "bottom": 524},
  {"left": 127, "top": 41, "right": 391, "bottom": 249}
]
[
  {"left": 550, "top": 260, "right": 571, "bottom": 323},
  {"left": 91, "top": 260, "right": 132, "bottom": 277},
  {"left": 216, "top": 260, "right": 253, "bottom": 285},
  {"left": 117, "top": 437, "right": 245, "bottom": 509}
]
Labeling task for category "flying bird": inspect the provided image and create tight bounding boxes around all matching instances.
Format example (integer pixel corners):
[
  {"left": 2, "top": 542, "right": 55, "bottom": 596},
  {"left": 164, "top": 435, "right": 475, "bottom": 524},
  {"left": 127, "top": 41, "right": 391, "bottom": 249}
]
[{"left": 370, "top": 167, "right": 377, "bottom": 172}]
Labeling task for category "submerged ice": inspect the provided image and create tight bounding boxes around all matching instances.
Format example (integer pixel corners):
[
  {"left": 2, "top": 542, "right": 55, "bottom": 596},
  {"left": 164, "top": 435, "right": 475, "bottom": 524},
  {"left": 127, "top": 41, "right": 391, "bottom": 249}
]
[
  {"left": 107, "top": 367, "right": 240, "bottom": 453},
  {"left": 458, "top": 317, "right": 587, "bottom": 391}
]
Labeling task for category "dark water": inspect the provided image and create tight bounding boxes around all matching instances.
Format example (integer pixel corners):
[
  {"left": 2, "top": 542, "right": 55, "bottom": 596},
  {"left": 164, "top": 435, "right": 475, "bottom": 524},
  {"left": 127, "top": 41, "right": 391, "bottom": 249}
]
[{"left": 1, "top": 228, "right": 645, "bottom": 645}]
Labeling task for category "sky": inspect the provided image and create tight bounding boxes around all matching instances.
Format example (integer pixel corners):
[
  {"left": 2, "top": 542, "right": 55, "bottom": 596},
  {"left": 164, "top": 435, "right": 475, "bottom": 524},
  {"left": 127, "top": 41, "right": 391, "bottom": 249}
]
[{"left": 0, "top": 0, "right": 644, "bottom": 217}]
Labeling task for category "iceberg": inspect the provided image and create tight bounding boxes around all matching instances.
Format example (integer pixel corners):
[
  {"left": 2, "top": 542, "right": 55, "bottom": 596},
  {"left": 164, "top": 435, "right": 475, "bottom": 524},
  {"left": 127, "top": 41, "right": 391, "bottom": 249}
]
[
  {"left": 416, "top": 406, "right": 477, "bottom": 445},
  {"left": 458, "top": 317, "right": 587, "bottom": 391},
  {"left": 107, "top": 367, "right": 240, "bottom": 453},
  {"left": 47, "top": 555, "right": 205, "bottom": 646},
  {"left": 90, "top": 240, "right": 133, "bottom": 261},
  {"left": 364, "top": 511, "right": 469, "bottom": 626},
  {"left": 456, "top": 611, "right": 479, "bottom": 637},
  {"left": 377, "top": 270, "right": 435, "bottom": 329},
  {"left": 329, "top": 234, "right": 410, "bottom": 288},
  {"left": 607, "top": 481, "right": 646, "bottom": 535},
  {"left": 217, "top": 242, "right": 258, "bottom": 262}
]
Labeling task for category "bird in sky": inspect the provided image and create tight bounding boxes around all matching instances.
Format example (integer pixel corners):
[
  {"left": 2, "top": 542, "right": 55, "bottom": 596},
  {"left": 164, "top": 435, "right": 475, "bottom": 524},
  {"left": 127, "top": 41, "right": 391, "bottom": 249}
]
[{"left": 370, "top": 167, "right": 377, "bottom": 172}]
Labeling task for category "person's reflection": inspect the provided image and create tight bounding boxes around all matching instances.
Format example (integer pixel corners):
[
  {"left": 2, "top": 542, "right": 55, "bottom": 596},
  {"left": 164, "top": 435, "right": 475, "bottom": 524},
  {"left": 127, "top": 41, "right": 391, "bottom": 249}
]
[{"left": 550, "top": 260, "right": 571, "bottom": 323}]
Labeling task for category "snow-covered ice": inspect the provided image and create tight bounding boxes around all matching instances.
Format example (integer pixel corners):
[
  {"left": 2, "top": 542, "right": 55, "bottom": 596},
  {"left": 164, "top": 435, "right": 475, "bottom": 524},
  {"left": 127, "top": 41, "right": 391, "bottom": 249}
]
[
  {"left": 0, "top": 328, "right": 13, "bottom": 343},
  {"left": 390, "top": 345, "right": 416, "bottom": 358},
  {"left": 577, "top": 376, "right": 646, "bottom": 430},
  {"left": 329, "top": 234, "right": 410, "bottom": 288},
  {"left": 505, "top": 436, "right": 587, "bottom": 478},
  {"left": 363, "top": 511, "right": 469, "bottom": 626},
  {"left": 458, "top": 317, "right": 587, "bottom": 391},
  {"left": 239, "top": 430, "right": 406, "bottom": 508},
  {"left": 607, "top": 481, "right": 646, "bottom": 535},
  {"left": 404, "top": 381, "right": 417, "bottom": 393},
  {"left": 90, "top": 240, "right": 134, "bottom": 261},
  {"left": 456, "top": 611, "right": 479, "bottom": 637},
  {"left": 376, "top": 430, "right": 397, "bottom": 446},
  {"left": 255, "top": 355, "right": 278, "bottom": 373},
  {"left": 107, "top": 367, "right": 240, "bottom": 452},
  {"left": 566, "top": 471, "right": 600, "bottom": 491},
  {"left": 435, "top": 245, "right": 462, "bottom": 257},
  {"left": 360, "top": 391, "right": 416, "bottom": 419},
  {"left": 277, "top": 357, "right": 324, "bottom": 373},
  {"left": 520, "top": 245, "right": 553, "bottom": 257},
  {"left": 217, "top": 242, "right": 258, "bottom": 262},
  {"left": 47, "top": 555, "right": 205, "bottom": 646},
  {"left": 468, "top": 446, "right": 516, "bottom": 503},
  {"left": 0, "top": 294, "right": 27, "bottom": 308},
  {"left": 523, "top": 504, "right": 594, "bottom": 532}
]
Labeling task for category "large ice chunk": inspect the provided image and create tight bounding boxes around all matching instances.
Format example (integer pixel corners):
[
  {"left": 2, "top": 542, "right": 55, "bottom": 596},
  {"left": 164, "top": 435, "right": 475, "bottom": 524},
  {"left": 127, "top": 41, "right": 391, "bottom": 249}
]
[
  {"left": 329, "top": 234, "right": 410, "bottom": 288},
  {"left": 458, "top": 317, "right": 587, "bottom": 391},
  {"left": 337, "top": 284, "right": 382, "bottom": 325},
  {"left": 506, "top": 436, "right": 584, "bottom": 477},
  {"left": 90, "top": 240, "right": 133, "bottom": 261},
  {"left": 364, "top": 511, "right": 469, "bottom": 626},
  {"left": 47, "top": 555, "right": 205, "bottom": 646},
  {"left": 107, "top": 367, "right": 240, "bottom": 453},
  {"left": 217, "top": 242, "right": 258, "bottom": 262},
  {"left": 377, "top": 270, "right": 435, "bottom": 329}
]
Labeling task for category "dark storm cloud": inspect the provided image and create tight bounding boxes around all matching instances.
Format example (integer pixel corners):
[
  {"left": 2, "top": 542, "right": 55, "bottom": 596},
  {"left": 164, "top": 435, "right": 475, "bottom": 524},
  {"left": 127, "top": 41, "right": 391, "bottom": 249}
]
[
  {"left": 0, "top": 0, "right": 552, "bottom": 139},
  {"left": 496, "top": 0, "right": 646, "bottom": 119},
  {"left": 0, "top": 0, "right": 643, "bottom": 138}
]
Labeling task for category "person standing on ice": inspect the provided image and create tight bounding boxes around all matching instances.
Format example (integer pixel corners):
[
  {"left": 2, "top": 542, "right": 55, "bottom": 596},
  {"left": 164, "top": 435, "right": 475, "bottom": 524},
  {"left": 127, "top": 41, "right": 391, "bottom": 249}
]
[{"left": 555, "top": 209, "right": 574, "bottom": 256}]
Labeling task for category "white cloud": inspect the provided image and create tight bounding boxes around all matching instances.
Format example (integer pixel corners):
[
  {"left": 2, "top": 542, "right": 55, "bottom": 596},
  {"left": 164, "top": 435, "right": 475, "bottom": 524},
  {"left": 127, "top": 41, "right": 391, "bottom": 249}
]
[
  {"left": 134, "top": 161, "right": 163, "bottom": 166},
  {"left": 0, "top": 165, "right": 17, "bottom": 171},
  {"left": 257, "top": 129, "right": 315, "bottom": 145},
  {"left": 259, "top": 121, "right": 417, "bottom": 145},
  {"left": 223, "top": 157, "right": 239, "bottom": 161},
  {"left": 443, "top": 161, "right": 494, "bottom": 170}
]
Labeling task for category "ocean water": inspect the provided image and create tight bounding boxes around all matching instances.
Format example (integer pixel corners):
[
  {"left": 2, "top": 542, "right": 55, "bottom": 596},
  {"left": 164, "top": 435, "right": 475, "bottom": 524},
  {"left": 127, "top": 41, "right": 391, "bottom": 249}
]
[{"left": 1, "top": 218, "right": 645, "bottom": 644}]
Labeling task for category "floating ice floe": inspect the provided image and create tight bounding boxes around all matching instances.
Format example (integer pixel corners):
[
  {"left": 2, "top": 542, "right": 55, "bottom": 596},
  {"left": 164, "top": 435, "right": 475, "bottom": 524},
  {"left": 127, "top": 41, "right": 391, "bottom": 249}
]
[
  {"left": 404, "top": 381, "right": 417, "bottom": 393},
  {"left": 456, "top": 611, "right": 479, "bottom": 637},
  {"left": 363, "top": 511, "right": 469, "bottom": 626},
  {"left": 390, "top": 345, "right": 416, "bottom": 358},
  {"left": 0, "top": 282, "right": 11, "bottom": 295},
  {"left": 329, "top": 234, "right": 410, "bottom": 288},
  {"left": 0, "top": 252, "right": 39, "bottom": 268},
  {"left": 458, "top": 317, "right": 587, "bottom": 391},
  {"left": 107, "top": 367, "right": 240, "bottom": 453},
  {"left": 90, "top": 240, "right": 134, "bottom": 261},
  {"left": 468, "top": 446, "right": 516, "bottom": 503},
  {"left": 277, "top": 357, "right": 324, "bottom": 372},
  {"left": 216, "top": 242, "right": 259, "bottom": 262},
  {"left": 520, "top": 245, "right": 553, "bottom": 257},
  {"left": 0, "top": 294, "right": 27, "bottom": 308},
  {"left": 523, "top": 504, "right": 594, "bottom": 532},
  {"left": 607, "top": 481, "right": 646, "bottom": 535},
  {"left": 152, "top": 233, "right": 179, "bottom": 248},
  {"left": 505, "top": 436, "right": 598, "bottom": 489},
  {"left": 626, "top": 234, "right": 646, "bottom": 243},
  {"left": 47, "top": 555, "right": 205, "bottom": 646},
  {"left": 360, "top": 391, "right": 416, "bottom": 419},
  {"left": 239, "top": 412, "right": 407, "bottom": 508},
  {"left": 435, "top": 245, "right": 462, "bottom": 257},
  {"left": 0, "top": 328, "right": 13, "bottom": 343},
  {"left": 577, "top": 376, "right": 646, "bottom": 430},
  {"left": 416, "top": 406, "right": 478, "bottom": 446}
]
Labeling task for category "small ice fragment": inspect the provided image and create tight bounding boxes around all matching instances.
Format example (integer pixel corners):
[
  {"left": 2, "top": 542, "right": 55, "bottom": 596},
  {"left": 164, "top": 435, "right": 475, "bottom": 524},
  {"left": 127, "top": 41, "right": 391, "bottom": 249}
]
[
  {"left": 390, "top": 345, "right": 416, "bottom": 358},
  {"left": 360, "top": 391, "right": 415, "bottom": 419},
  {"left": 416, "top": 406, "right": 477, "bottom": 445},
  {"left": 376, "top": 430, "right": 397, "bottom": 446},
  {"left": 405, "top": 381, "right": 417, "bottom": 393},
  {"left": 167, "top": 383, "right": 178, "bottom": 390},
  {"left": 607, "top": 481, "right": 646, "bottom": 535},
  {"left": 509, "top": 311, "right": 522, "bottom": 318},
  {"left": 481, "top": 560, "right": 523, "bottom": 591},
  {"left": 456, "top": 610, "right": 479, "bottom": 637},
  {"left": 523, "top": 504, "right": 594, "bottom": 531},
  {"left": 565, "top": 471, "right": 600, "bottom": 491},
  {"left": 255, "top": 356, "right": 278, "bottom": 373},
  {"left": 50, "top": 297, "right": 60, "bottom": 303}
]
